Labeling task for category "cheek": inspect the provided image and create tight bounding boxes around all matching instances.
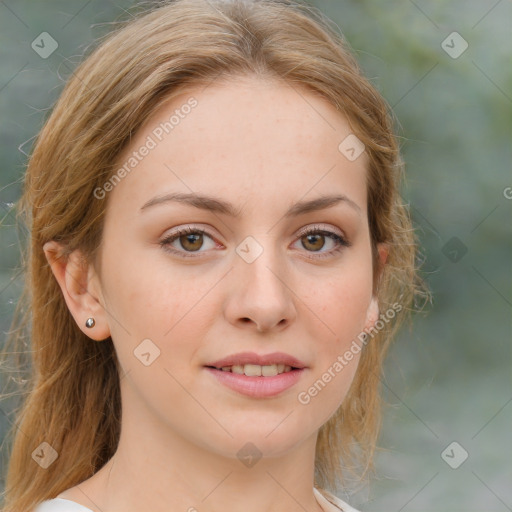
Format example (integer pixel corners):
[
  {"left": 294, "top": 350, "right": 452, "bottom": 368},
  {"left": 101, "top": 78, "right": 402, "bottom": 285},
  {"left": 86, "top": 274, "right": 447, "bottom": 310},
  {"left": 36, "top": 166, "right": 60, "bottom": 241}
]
[
  {"left": 309, "top": 265, "right": 373, "bottom": 339},
  {"left": 103, "top": 243, "right": 208, "bottom": 330},
  {"left": 300, "top": 258, "right": 373, "bottom": 406},
  {"left": 296, "top": 275, "right": 369, "bottom": 414},
  {"left": 99, "top": 243, "right": 215, "bottom": 375}
]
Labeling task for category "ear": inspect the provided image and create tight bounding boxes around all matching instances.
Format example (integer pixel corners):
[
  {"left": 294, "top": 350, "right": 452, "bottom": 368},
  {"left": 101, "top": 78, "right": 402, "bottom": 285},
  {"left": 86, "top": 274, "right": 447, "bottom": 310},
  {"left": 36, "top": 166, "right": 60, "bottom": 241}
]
[
  {"left": 43, "top": 241, "right": 111, "bottom": 341},
  {"left": 364, "top": 243, "right": 389, "bottom": 332},
  {"left": 377, "top": 243, "right": 389, "bottom": 268}
]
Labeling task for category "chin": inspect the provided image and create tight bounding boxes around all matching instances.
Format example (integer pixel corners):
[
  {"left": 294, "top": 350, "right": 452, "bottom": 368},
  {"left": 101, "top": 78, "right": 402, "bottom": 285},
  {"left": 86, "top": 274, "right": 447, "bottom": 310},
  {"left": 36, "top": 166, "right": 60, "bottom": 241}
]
[{"left": 220, "top": 422, "right": 314, "bottom": 459}]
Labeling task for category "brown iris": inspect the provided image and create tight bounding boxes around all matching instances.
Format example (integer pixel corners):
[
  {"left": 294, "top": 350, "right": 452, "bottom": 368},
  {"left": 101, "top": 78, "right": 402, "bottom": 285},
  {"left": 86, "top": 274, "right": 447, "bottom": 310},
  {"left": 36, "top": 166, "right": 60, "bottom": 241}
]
[
  {"left": 301, "top": 233, "right": 325, "bottom": 251},
  {"left": 180, "top": 233, "right": 203, "bottom": 251}
]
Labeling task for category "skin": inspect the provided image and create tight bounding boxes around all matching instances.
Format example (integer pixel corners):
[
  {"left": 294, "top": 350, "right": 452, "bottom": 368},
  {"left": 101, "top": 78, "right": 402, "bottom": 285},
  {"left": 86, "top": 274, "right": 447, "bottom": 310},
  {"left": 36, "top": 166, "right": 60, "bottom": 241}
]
[{"left": 44, "top": 75, "right": 387, "bottom": 512}]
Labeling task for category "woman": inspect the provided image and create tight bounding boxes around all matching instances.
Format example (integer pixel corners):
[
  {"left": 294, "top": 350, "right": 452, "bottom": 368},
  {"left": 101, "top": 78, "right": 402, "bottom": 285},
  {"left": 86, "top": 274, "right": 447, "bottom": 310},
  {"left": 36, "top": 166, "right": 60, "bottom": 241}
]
[{"left": 1, "top": 0, "right": 426, "bottom": 511}]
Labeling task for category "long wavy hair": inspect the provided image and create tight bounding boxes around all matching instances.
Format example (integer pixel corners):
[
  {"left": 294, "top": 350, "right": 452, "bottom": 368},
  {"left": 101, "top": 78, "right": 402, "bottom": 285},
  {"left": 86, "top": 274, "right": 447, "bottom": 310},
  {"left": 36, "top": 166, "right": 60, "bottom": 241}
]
[{"left": 1, "top": 0, "right": 428, "bottom": 510}]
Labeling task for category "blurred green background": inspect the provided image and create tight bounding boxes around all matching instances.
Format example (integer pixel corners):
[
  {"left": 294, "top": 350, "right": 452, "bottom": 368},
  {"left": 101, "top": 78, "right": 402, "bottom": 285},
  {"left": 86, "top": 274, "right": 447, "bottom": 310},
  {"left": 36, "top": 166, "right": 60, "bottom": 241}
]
[{"left": 0, "top": 1, "right": 510, "bottom": 510}]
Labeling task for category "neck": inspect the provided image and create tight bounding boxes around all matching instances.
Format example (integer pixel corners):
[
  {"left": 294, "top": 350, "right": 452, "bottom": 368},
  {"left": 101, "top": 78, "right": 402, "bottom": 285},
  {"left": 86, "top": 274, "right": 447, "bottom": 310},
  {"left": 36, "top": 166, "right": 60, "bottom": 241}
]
[{"left": 73, "top": 389, "right": 324, "bottom": 512}]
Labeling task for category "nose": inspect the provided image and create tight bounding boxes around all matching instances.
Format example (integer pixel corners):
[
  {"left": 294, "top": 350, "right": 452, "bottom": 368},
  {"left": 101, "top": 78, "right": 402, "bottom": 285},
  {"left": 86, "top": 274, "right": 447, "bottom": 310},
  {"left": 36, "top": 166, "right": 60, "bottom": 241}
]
[{"left": 223, "top": 238, "right": 297, "bottom": 333}]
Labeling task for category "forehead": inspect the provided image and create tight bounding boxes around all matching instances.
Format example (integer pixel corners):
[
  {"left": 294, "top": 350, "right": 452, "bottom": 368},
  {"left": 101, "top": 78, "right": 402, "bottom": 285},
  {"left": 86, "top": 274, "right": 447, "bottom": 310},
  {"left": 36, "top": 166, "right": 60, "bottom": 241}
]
[{"left": 106, "top": 75, "right": 368, "bottom": 219}]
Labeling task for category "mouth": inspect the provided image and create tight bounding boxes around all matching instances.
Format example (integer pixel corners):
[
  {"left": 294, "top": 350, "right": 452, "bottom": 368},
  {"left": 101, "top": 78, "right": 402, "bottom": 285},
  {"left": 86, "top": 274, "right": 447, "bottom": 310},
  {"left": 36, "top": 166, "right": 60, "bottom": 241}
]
[
  {"left": 205, "top": 363, "right": 299, "bottom": 377},
  {"left": 205, "top": 351, "right": 307, "bottom": 372},
  {"left": 204, "top": 352, "right": 307, "bottom": 397}
]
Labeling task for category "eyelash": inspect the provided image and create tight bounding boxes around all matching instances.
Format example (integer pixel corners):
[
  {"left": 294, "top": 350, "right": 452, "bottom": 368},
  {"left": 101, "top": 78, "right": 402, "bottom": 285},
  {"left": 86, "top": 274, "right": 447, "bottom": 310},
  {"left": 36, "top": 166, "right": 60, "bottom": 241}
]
[{"left": 159, "top": 224, "right": 351, "bottom": 260}]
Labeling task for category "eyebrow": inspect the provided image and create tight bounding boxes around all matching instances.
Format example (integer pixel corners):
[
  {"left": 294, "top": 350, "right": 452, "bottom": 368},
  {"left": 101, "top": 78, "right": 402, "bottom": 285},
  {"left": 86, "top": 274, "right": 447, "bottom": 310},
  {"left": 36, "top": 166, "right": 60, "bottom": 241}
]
[{"left": 139, "top": 192, "right": 362, "bottom": 217}]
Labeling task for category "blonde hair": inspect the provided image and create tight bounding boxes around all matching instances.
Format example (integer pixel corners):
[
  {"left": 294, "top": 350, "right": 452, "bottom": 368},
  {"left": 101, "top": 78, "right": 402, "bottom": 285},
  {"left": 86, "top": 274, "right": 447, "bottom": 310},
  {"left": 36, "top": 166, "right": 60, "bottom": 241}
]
[{"left": 1, "top": 0, "right": 427, "bottom": 510}]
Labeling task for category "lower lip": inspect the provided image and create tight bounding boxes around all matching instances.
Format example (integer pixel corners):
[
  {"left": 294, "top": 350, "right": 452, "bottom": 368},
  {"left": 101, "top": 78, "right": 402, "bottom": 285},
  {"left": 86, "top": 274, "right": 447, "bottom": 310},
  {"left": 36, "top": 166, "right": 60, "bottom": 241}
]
[{"left": 205, "top": 367, "right": 305, "bottom": 398}]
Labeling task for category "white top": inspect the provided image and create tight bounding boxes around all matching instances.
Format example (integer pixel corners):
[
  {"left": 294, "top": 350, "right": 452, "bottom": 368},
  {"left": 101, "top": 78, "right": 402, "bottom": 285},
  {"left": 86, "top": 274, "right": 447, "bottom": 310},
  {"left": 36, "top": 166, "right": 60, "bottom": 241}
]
[
  {"left": 33, "top": 487, "right": 360, "bottom": 512},
  {"left": 33, "top": 499, "right": 93, "bottom": 512}
]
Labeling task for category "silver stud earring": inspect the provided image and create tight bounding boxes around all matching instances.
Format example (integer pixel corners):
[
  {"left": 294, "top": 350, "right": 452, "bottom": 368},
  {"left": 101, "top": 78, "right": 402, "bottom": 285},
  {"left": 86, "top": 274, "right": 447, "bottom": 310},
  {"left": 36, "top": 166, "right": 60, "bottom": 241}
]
[{"left": 85, "top": 317, "right": 96, "bottom": 328}]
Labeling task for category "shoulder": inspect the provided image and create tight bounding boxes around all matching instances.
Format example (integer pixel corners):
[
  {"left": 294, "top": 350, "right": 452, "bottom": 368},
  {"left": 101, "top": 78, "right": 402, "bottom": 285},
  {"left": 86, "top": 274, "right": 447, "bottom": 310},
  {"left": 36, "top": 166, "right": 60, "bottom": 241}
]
[
  {"left": 33, "top": 498, "right": 95, "bottom": 512},
  {"left": 314, "top": 487, "right": 361, "bottom": 512}
]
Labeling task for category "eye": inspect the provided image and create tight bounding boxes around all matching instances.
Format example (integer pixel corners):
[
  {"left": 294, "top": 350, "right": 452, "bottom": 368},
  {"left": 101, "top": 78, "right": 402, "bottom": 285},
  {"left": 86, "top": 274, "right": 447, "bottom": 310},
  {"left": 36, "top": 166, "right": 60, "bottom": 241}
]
[
  {"left": 159, "top": 224, "right": 351, "bottom": 259},
  {"left": 291, "top": 224, "right": 351, "bottom": 259},
  {"left": 159, "top": 226, "right": 219, "bottom": 258}
]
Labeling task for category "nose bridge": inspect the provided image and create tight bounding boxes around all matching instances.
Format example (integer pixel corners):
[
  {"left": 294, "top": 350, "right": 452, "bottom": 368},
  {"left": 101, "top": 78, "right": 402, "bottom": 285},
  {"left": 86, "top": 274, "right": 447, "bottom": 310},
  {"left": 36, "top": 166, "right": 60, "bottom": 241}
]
[
  {"left": 235, "top": 232, "right": 288, "bottom": 295},
  {"left": 227, "top": 231, "right": 296, "bottom": 331}
]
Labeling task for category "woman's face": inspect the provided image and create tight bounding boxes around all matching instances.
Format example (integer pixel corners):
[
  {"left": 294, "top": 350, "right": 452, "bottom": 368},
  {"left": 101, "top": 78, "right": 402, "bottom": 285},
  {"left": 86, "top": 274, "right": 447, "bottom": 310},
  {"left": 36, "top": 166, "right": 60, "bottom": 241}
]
[{"left": 94, "top": 75, "right": 383, "bottom": 459}]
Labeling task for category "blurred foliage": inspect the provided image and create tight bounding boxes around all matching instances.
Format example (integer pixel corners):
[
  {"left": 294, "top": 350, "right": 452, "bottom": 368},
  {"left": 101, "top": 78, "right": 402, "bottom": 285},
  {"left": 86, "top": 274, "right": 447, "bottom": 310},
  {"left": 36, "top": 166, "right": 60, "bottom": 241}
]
[{"left": 0, "top": 0, "right": 511, "bottom": 510}]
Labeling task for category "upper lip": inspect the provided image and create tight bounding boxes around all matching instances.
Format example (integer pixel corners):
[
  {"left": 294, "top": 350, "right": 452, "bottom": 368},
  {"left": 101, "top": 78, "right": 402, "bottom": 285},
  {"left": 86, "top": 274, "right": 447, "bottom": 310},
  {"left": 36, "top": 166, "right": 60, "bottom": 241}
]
[{"left": 206, "top": 352, "right": 307, "bottom": 369}]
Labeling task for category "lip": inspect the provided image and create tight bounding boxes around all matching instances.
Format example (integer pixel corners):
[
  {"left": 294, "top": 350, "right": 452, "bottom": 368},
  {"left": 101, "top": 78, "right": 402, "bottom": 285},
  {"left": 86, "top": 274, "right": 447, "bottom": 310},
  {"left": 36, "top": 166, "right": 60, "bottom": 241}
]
[
  {"left": 204, "top": 351, "right": 308, "bottom": 398},
  {"left": 206, "top": 351, "right": 307, "bottom": 369},
  {"left": 205, "top": 367, "right": 306, "bottom": 398}
]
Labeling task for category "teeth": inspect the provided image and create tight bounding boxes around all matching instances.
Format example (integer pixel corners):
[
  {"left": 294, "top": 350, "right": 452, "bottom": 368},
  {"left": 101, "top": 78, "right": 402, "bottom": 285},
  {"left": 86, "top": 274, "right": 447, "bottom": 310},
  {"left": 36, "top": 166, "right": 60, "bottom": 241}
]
[
  {"left": 220, "top": 364, "right": 294, "bottom": 376},
  {"left": 262, "top": 365, "right": 278, "bottom": 377},
  {"left": 245, "top": 364, "right": 262, "bottom": 377}
]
